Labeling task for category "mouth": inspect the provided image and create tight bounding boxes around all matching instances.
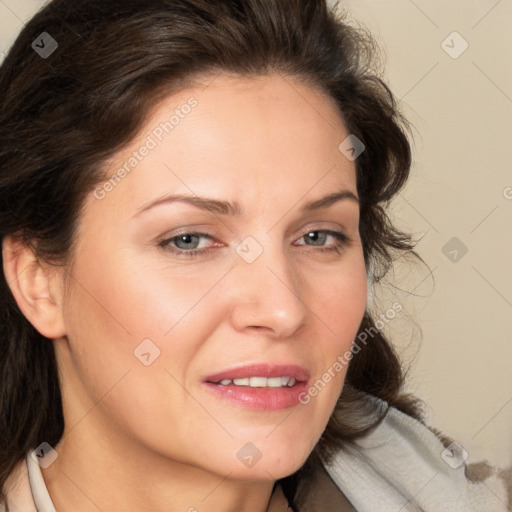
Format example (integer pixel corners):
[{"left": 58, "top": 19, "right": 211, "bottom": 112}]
[
  {"left": 203, "top": 364, "right": 310, "bottom": 411},
  {"left": 204, "top": 363, "right": 309, "bottom": 386},
  {"left": 212, "top": 376, "right": 299, "bottom": 388}
]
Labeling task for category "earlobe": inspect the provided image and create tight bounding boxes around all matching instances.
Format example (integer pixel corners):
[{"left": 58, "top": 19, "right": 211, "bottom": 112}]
[{"left": 2, "top": 235, "right": 66, "bottom": 339}]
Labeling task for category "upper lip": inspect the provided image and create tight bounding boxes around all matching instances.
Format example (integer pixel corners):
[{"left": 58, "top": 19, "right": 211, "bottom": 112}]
[{"left": 204, "top": 363, "right": 310, "bottom": 383}]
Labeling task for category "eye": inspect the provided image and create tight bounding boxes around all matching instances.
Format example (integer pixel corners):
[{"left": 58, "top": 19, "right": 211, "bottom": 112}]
[
  {"left": 294, "top": 230, "right": 349, "bottom": 254},
  {"left": 158, "top": 231, "right": 216, "bottom": 258},
  {"left": 157, "top": 229, "right": 350, "bottom": 259}
]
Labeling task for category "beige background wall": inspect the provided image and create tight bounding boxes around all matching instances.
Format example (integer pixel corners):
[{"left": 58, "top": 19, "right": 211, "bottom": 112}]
[
  {"left": 331, "top": 0, "right": 512, "bottom": 470},
  {"left": 1, "top": 0, "right": 511, "bottom": 469}
]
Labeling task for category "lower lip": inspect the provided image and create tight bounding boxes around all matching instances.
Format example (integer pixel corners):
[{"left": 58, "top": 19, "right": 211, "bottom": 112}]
[{"left": 203, "top": 381, "right": 309, "bottom": 411}]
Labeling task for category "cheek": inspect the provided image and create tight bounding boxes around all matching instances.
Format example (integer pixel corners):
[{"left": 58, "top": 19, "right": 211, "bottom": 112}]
[
  {"left": 314, "top": 253, "right": 367, "bottom": 345},
  {"left": 60, "top": 249, "right": 228, "bottom": 412},
  {"left": 303, "top": 253, "right": 367, "bottom": 404},
  {"left": 60, "top": 266, "right": 208, "bottom": 459},
  {"left": 65, "top": 249, "right": 221, "bottom": 347}
]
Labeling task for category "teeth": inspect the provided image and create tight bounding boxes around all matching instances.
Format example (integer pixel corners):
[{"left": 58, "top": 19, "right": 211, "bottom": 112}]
[
  {"left": 249, "top": 376, "right": 267, "bottom": 387},
  {"left": 216, "top": 376, "right": 297, "bottom": 388},
  {"left": 266, "top": 377, "right": 283, "bottom": 388}
]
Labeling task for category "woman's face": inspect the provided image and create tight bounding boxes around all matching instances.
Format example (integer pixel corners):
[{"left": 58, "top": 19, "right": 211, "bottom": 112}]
[{"left": 57, "top": 72, "right": 367, "bottom": 480}]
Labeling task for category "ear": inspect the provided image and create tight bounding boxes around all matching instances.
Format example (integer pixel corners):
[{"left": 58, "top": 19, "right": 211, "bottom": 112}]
[{"left": 2, "top": 235, "right": 66, "bottom": 339}]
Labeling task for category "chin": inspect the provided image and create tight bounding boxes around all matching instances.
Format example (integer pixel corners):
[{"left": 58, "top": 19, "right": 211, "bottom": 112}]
[{"left": 222, "top": 441, "right": 313, "bottom": 482}]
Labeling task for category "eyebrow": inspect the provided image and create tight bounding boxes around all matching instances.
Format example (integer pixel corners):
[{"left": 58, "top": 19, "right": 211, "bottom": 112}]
[{"left": 131, "top": 189, "right": 359, "bottom": 219}]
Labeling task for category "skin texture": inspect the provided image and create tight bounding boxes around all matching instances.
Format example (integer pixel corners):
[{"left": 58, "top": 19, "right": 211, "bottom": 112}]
[{"left": 3, "top": 72, "right": 367, "bottom": 511}]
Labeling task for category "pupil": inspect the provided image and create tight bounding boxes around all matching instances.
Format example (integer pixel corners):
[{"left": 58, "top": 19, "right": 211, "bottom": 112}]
[
  {"left": 176, "top": 234, "right": 198, "bottom": 249},
  {"left": 307, "top": 231, "right": 325, "bottom": 245}
]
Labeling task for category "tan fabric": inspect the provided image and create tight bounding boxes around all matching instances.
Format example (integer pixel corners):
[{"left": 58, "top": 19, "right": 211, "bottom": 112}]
[
  {"left": 1, "top": 458, "right": 37, "bottom": 512},
  {"left": 293, "top": 460, "right": 357, "bottom": 512},
  {"left": 267, "top": 485, "right": 294, "bottom": 512}
]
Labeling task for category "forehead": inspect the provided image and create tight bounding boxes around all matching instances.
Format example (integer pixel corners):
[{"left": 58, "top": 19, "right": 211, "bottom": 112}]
[{"left": 89, "top": 72, "right": 356, "bottom": 219}]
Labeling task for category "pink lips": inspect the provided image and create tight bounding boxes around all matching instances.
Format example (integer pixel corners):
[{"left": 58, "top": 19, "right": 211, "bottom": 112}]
[{"left": 203, "top": 364, "right": 310, "bottom": 411}]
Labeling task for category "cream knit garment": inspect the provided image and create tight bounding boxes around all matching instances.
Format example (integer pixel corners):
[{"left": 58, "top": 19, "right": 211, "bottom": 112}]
[{"left": 323, "top": 398, "right": 509, "bottom": 511}]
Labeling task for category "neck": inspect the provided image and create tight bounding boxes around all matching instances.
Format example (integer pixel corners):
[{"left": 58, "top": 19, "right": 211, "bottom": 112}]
[{"left": 41, "top": 422, "right": 277, "bottom": 512}]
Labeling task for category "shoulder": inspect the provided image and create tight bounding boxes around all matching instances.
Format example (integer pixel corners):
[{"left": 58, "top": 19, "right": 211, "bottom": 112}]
[
  {"left": 1, "top": 455, "right": 37, "bottom": 512},
  {"left": 321, "top": 394, "right": 509, "bottom": 512}
]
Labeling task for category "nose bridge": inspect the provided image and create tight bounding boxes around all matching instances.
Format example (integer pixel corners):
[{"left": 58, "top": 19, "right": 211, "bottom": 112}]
[{"left": 228, "top": 233, "right": 308, "bottom": 338}]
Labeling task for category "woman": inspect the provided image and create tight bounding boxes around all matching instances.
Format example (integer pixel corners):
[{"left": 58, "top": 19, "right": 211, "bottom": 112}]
[{"left": 0, "top": 0, "right": 507, "bottom": 510}]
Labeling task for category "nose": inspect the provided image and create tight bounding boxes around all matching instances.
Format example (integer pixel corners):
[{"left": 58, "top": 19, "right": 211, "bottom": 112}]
[{"left": 228, "top": 239, "right": 309, "bottom": 340}]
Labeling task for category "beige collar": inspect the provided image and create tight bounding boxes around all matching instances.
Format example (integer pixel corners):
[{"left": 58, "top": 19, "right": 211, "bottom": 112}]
[{"left": 2, "top": 456, "right": 37, "bottom": 512}]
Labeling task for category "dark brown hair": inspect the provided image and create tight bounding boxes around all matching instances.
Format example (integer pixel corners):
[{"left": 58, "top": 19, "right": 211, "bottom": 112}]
[{"left": 0, "top": 0, "right": 425, "bottom": 506}]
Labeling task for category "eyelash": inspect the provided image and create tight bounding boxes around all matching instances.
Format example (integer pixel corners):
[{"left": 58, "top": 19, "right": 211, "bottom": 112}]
[{"left": 157, "top": 229, "right": 350, "bottom": 259}]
